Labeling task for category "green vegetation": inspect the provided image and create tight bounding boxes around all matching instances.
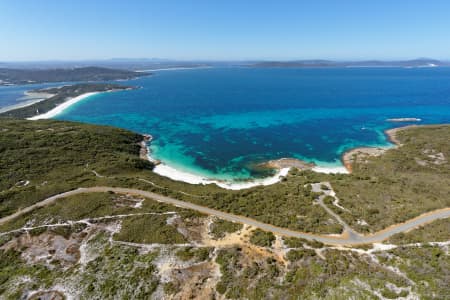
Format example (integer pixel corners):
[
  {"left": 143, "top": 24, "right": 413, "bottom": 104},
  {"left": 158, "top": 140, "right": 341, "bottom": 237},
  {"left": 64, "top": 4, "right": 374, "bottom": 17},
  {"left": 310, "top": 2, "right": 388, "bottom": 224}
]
[
  {"left": 175, "top": 246, "right": 211, "bottom": 262},
  {"left": 320, "top": 183, "right": 329, "bottom": 190},
  {"left": 0, "top": 118, "right": 447, "bottom": 300},
  {"left": 3, "top": 224, "right": 446, "bottom": 299},
  {"left": 283, "top": 237, "right": 324, "bottom": 249},
  {"left": 0, "top": 66, "right": 149, "bottom": 85},
  {"left": 283, "top": 248, "right": 408, "bottom": 298},
  {"left": 185, "top": 170, "right": 344, "bottom": 234},
  {"left": 0, "top": 118, "right": 448, "bottom": 239},
  {"left": 209, "top": 218, "right": 243, "bottom": 239},
  {"left": 163, "top": 282, "right": 179, "bottom": 295},
  {"left": 376, "top": 245, "right": 449, "bottom": 298},
  {"left": 0, "top": 119, "right": 153, "bottom": 218},
  {"left": 0, "top": 83, "right": 135, "bottom": 118},
  {"left": 285, "top": 248, "right": 316, "bottom": 261},
  {"left": 388, "top": 218, "right": 450, "bottom": 244},
  {"left": 0, "top": 201, "right": 198, "bottom": 299},
  {"left": 0, "top": 192, "right": 179, "bottom": 233},
  {"left": 249, "top": 229, "right": 275, "bottom": 247},
  {"left": 114, "top": 214, "right": 186, "bottom": 244},
  {"left": 215, "top": 247, "right": 282, "bottom": 298},
  {"left": 0, "top": 232, "right": 160, "bottom": 298},
  {"left": 328, "top": 125, "right": 450, "bottom": 232},
  {"left": 0, "top": 249, "right": 60, "bottom": 297},
  {"left": 212, "top": 245, "right": 420, "bottom": 299},
  {"left": 0, "top": 118, "right": 341, "bottom": 235},
  {"left": 81, "top": 244, "right": 159, "bottom": 298}
]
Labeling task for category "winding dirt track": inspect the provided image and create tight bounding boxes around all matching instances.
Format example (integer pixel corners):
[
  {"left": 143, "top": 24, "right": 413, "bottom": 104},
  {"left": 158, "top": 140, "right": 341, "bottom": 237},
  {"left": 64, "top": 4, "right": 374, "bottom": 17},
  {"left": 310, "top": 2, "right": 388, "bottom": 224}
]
[{"left": 1, "top": 186, "right": 449, "bottom": 245}]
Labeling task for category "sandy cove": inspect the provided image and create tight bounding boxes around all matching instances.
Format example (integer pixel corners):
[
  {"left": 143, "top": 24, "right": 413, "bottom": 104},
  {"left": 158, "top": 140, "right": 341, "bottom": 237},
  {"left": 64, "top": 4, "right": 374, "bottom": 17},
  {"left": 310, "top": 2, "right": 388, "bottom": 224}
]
[
  {"left": 341, "top": 125, "right": 419, "bottom": 173},
  {"left": 141, "top": 140, "right": 347, "bottom": 190}
]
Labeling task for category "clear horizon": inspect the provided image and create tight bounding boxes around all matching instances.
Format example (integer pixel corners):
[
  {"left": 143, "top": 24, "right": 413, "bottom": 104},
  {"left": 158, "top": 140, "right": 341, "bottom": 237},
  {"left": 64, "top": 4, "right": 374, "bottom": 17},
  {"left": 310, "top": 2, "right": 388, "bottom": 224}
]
[{"left": 1, "top": 0, "right": 450, "bottom": 61}]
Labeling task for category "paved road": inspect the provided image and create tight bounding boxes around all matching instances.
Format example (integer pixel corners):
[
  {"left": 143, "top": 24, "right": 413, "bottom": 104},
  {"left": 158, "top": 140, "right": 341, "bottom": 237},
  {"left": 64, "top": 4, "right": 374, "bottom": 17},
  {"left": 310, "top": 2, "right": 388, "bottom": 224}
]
[{"left": 1, "top": 186, "right": 449, "bottom": 246}]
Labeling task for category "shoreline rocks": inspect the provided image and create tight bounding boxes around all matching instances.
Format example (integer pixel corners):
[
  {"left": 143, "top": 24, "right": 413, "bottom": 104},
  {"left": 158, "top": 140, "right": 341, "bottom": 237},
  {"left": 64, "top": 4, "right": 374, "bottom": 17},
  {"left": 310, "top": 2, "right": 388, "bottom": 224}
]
[
  {"left": 140, "top": 134, "right": 161, "bottom": 165},
  {"left": 341, "top": 125, "right": 415, "bottom": 172},
  {"left": 258, "top": 158, "right": 315, "bottom": 171},
  {"left": 341, "top": 147, "right": 388, "bottom": 173}
]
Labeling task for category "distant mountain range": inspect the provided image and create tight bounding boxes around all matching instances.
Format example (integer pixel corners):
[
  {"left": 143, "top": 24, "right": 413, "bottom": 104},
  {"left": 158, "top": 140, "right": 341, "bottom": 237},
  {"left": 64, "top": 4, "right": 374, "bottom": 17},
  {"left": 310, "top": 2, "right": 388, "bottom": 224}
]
[
  {"left": 249, "top": 58, "right": 449, "bottom": 68},
  {"left": 1, "top": 58, "right": 449, "bottom": 70},
  {"left": 0, "top": 60, "right": 212, "bottom": 71}
]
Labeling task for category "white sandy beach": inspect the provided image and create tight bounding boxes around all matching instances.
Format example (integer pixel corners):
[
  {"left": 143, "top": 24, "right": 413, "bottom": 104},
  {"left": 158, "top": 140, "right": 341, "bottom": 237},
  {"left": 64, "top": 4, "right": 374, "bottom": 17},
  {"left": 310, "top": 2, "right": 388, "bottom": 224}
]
[
  {"left": 28, "top": 92, "right": 99, "bottom": 120},
  {"left": 312, "top": 166, "right": 349, "bottom": 174},
  {"left": 152, "top": 162, "right": 291, "bottom": 190},
  {"left": 148, "top": 147, "right": 348, "bottom": 190}
]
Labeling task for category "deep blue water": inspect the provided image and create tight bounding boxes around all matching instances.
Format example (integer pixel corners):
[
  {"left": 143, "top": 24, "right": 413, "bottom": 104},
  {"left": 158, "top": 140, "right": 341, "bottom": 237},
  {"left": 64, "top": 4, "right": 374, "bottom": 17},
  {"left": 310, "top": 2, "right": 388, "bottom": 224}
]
[{"left": 2, "top": 67, "right": 450, "bottom": 180}]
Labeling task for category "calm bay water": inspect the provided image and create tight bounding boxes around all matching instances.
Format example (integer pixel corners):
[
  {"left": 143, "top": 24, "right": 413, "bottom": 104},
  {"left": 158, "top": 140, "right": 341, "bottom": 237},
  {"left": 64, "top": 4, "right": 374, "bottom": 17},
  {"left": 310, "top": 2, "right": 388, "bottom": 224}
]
[{"left": 2, "top": 67, "right": 450, "bottom": 180}]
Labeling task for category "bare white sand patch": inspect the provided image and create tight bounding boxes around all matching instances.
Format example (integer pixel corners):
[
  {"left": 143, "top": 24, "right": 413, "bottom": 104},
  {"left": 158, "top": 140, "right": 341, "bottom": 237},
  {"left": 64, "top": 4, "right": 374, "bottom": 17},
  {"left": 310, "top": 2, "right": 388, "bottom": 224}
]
[{"left": 312, "top": 166, "right": 349, "bottom": 174}]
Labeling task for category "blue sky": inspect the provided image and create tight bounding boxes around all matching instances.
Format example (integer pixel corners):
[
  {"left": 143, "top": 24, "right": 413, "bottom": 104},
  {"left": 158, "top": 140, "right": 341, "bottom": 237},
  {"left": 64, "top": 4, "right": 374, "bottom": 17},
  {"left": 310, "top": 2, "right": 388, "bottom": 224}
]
[{"left": 1, "top": 0, "right": 450, "bottom": 61}]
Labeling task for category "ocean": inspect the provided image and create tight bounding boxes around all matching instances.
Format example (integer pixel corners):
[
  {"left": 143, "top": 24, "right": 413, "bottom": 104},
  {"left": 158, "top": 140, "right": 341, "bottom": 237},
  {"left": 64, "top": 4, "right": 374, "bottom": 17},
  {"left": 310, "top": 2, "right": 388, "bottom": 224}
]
[{"left": 2, "top": 67, "right": 450, "bottom": 184}]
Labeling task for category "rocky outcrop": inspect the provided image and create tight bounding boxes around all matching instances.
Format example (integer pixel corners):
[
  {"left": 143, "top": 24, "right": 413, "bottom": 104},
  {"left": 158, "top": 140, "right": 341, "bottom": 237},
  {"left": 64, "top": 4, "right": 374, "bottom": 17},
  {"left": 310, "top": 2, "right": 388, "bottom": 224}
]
[{"left": 259, "top": 158, "right": 315, "bottom": 170}]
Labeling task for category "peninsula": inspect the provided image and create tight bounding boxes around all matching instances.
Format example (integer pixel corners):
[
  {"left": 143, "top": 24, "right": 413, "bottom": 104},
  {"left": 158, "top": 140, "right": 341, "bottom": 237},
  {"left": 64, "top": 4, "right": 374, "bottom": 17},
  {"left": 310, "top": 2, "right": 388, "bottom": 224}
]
[
  {"left": 0, "top": 83, "right": 137, "bottom": 119},
  {"left": 0, "top": 66, "right": 150, "bottom": 86}
]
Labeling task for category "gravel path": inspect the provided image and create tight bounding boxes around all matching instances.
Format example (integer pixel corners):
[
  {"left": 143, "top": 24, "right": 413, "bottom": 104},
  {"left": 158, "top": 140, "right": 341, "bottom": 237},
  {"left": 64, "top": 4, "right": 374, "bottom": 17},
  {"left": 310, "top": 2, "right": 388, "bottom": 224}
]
[{"left": 1, "top": 186, "right": 449, "bottom": 245}]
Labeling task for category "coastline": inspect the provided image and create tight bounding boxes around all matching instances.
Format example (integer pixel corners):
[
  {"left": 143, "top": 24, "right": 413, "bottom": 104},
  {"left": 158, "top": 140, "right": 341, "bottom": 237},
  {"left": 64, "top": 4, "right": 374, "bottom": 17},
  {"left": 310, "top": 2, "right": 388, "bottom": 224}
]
[
  {"left": 143, "top": 143, "right": 348, "bottom": 190},
  {"left": 136, "top": 66, "right": 212, "bottom": 72},
  {"left": 27, "top": 92, "right": 100, "bottom": 120},
  {"left": 150, "top": 124, "right": 422, "bottom": 189},
  {"left": 1, "top": 83, "right": 136, "bottom": 119},
  {"left": 384, "top": 125, "right": 418, "bottom": 145},
  {"left": 17, "top": 84, "right": 425, "bottom": 187},
  {"left": 151, "top": 160, "right": 291, "bottom": 190},
  {"left": 0, "top": 91, "right": 55, "bottom": 114},
  {"left": 22, "top": 87, "right": 416, "bottom": 187},
  {"left": 152, "top": 161, "right": 349, "bottom": 189},
  {"left": 341, "top": 125, "right": 418, "bottom": 172}
]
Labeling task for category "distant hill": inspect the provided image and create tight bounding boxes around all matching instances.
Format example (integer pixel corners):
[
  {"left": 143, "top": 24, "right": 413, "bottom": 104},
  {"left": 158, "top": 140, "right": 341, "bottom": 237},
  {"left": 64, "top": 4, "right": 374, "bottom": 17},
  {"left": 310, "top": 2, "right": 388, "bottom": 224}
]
[
  {"left": 0, "top": 60, "right": 213, "bottom": 71},
  {"left": 0, "top": 66, "right": 150, "bottom": 85},
  {"left": 250, "top": 58, "right": 448, "bottom": 68}
]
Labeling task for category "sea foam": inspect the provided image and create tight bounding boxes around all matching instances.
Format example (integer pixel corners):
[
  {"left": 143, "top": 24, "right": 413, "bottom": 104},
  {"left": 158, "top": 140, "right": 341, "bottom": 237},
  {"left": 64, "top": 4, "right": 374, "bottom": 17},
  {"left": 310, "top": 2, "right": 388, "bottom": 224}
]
[
  {"left": 150, "top": 154, "right": 291, "bottom": 190},
  {"left": 149, "top": 150, "right": 347, "bottom": 190}
]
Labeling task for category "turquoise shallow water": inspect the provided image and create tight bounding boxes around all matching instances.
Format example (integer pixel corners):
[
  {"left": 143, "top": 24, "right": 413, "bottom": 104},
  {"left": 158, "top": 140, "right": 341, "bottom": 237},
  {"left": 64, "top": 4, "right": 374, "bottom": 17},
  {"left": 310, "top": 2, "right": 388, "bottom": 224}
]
[{"left": 3, "top": 67, "right": 450, "bottom": 180}]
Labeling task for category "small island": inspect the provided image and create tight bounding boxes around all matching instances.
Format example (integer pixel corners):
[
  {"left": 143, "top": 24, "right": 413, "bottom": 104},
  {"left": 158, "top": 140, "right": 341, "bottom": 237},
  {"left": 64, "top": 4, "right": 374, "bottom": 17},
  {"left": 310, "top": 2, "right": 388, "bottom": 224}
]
[
  {"left": 386, "top": 117, "right": 422, "bottom": 122},
  {"left": 249, "top": 58, "right": 445, "bottom": 68}
]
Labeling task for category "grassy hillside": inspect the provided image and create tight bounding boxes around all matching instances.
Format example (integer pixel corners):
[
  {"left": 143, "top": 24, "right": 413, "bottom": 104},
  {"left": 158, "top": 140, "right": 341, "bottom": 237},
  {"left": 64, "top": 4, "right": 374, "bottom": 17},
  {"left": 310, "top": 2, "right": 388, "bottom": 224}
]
[
  {"left": 328, "top": 125, "right": 450, "bottom": 232},
  {"left": 0, "top": 119, "right": 153, "bottom": 217}
]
